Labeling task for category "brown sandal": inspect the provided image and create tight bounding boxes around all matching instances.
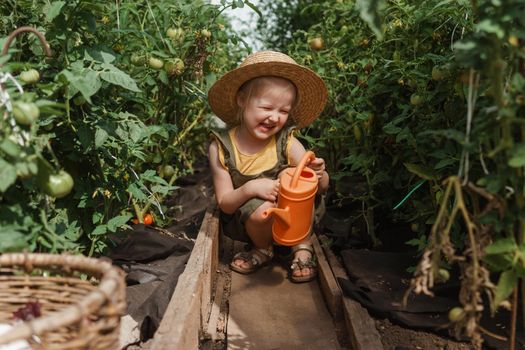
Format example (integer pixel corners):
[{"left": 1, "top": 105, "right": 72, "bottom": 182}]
[
  {"left": 289, "top": 243, "right": 317, "bottom": 283},
  {"left": 230, "top": 247, "right": 274, "bottom": 275}
]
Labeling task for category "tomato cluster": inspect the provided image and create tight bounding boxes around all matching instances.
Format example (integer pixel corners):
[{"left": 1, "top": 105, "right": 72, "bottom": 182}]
[{"left": 132, "top": 213, "right": 154, "bottom": 225}]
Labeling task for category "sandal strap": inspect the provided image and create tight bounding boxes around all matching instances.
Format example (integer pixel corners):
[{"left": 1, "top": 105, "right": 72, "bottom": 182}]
[
  {"left": 234, "top": 247, "right": 273, "bottom": 268},
  {"left": 290, "top": 243, "right": 316, "bottom": 271},
  {"left": 291, "top": 257, "right": 317, "bottom": 270},
  {"left": 291, "top": 243, "right": 313, "bottom": 255},
  {"left": 255, "top": 247, "right": 274, "bottom": 259}
]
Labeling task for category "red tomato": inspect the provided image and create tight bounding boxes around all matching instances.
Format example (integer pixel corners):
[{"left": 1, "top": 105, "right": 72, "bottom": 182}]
[
  {"left": 132, "top": 213, "right": 153, "bottom": 225},
  {"left": 143, "top": 213, "right": 153, "bottom": 225}
]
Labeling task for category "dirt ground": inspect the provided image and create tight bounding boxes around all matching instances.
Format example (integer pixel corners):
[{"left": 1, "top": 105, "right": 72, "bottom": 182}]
[{"left": 376, "top": 318, "right": 474, "bottom": 350}]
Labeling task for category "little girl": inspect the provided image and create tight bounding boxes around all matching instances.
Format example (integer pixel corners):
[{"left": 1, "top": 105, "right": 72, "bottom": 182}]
[{"left": 207, "top": 51, "right": 329, "bottom": 283}]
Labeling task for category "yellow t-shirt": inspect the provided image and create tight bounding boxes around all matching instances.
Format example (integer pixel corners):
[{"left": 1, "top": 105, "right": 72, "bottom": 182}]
[{"left": 218, "top": 127, "right": 292, "bottom": 175}]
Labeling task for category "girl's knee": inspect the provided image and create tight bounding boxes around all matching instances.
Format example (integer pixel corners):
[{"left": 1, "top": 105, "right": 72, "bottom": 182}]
[{"left": 246, "top": 201, "right": 276, "bottom": 226}]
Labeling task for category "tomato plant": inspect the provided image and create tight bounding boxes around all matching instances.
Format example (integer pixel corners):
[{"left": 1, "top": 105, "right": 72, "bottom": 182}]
[
  {"left": 0, "top": 0, "right": 252, "bottom": 255},
  {"left": 257, "top": 0, "right": 525, "bottom": 346}
]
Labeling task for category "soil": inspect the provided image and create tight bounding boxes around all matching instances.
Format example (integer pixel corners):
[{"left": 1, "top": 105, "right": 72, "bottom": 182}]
[{"left": 376, "top": 318, "right": 474, "bottom": 350}]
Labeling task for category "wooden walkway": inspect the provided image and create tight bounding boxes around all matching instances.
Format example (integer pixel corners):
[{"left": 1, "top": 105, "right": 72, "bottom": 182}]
[
  {"left": 149, "top": 207, "right": 384, "bottom": 350},
  {"left": 225, "top": 239, "right": 340, "bottom": 350}
]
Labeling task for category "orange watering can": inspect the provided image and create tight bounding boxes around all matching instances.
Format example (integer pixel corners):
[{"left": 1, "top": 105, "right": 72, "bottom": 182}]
[{"left": 262, "top": 151, "right": 318, "bottom": 246}]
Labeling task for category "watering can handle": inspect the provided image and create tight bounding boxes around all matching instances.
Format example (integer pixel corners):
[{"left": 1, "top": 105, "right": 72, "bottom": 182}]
[{"left": 290, "top": 151, "right": 316, "bottom": 188}]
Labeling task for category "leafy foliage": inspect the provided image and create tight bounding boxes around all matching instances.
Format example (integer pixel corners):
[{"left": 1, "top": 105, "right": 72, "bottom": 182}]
[
  {"left": 257, "top": 0, "right": 525, "bottom": 346},
  {"left": 0, "top": 0, "right": 251, "bottom": 255}
]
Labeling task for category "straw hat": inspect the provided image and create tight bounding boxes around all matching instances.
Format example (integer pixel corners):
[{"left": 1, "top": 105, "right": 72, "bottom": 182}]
[{"left": 208, "top": 51, "right": 327, "bottom": 128}]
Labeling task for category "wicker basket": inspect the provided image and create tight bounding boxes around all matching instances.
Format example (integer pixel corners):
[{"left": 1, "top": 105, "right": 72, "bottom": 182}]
[{"left": 0, "top": 253, "right": 126, "bottom": 350}]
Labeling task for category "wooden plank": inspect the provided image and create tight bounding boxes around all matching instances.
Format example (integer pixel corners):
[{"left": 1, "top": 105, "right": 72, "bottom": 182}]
[
  {"left": 311, "top": 234, "right": 342, "bottom": 320},
  {"left": 205, "top": 271, "right": 226, "bottom": 341},
  {"left": 150, "top": 207, "right": 219, "bottom": 350},
  {"left": 200, "top": 209, "right": 219, "bottom": 328},
  {"left": 318, "top": 235, "right": 384, "bottom": 350},
  {"left": 342, "top": 298, "right": 384, "bottom": 350},
  {"left": 318, "top": 235, "right": 349, "bottom": 279}
]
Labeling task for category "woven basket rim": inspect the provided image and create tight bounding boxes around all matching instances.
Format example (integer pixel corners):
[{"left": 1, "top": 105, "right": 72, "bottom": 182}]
[{"left": 0, "top": 252, "right": 124, "bottom": 346}]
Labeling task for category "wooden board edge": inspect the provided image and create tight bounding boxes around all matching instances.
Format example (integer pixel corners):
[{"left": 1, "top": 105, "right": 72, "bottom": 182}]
[
  {"left": 342, "top": 298, "right": 384, "bottom": 350},
  {"left": 317, "top": 234, "right": 384, "bottom": 350},
  {"left": 311, "top": 234, "right": 342, "bottom": 320},
  {"left": 150, "top": 206, "right": 220, "bottom": 350}
]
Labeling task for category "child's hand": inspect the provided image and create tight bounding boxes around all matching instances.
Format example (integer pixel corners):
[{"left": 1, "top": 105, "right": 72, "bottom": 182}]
[
  {"left": 309, "top": 157, "right": 326, "bottom": 180},
  {"left": 249, "top": 178, "right": 280, "bottom": 202}
]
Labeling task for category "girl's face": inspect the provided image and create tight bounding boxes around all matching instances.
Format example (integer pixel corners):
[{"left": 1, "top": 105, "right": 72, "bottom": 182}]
[{"left": 237, "top": 77, "right": 296, "bottom": 141}]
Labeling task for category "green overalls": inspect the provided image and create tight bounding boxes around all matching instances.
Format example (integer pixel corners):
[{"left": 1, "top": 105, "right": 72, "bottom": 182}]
[{"left": 210, "top": 126, "right": 295, "bottom": 242}]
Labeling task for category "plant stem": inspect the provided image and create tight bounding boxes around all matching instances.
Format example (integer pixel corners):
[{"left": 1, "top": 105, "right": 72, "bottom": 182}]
[
  {"left": 510, "top": 286, "right": 518, "bottom": 350},
  {"left": 132, "top": 199, "right": 143, "bottom": 223},
  {"left": 518, "top": 201, "right": 525, "bottom": 332}
]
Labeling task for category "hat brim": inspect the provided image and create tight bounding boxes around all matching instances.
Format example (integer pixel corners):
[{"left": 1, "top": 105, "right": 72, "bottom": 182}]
[{"left": 208, "top": 61, "right": 327, "bottom": 128}]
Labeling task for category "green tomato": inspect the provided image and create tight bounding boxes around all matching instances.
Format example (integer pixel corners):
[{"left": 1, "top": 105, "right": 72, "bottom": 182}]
[
  {"left": 448, "top": 307, "right": 466, "bottom": 322},
  {"left": 432, "top": 66, "right": 447, "bottom": 81},
  {"left": 410, "top": 93, "right": 424, "bottom": 106},
  {"left": 353, "top": 125, "right": 362, "bottom": 143},
  {"left": 19, "top": 69, "right": 40, "bottom": 84},
  {"left": 437, "top": 268, "right": 450, "bottom": 282},
  {"left": 73, "top": 95, "right": 87, "bottom": 106},
  {"left": 161, "top": 165, "right": 175, "bottom": 179},
  {"left": 167, "top": 28, "right": 178, "bottom": 39},
  {"left": 43, "top": 170, "right": 74, "bottom": 198},
  {"left": 164, "top": 58, "right": 185, "bottom": 76},
  {"left": 12, "top": 102, "right": 40, "bottom": 126},
  {"left": 148, "top": 57, "right": 164, "bottom": 70},
  {"left": 131, "top": 53, "right": 146, "bottom": 66},
  {"left": 167, "top": 28, "right": 185, "bottom": 42},
  {"left": 201, "top": 29, "right": 212, "bottom": 39}
]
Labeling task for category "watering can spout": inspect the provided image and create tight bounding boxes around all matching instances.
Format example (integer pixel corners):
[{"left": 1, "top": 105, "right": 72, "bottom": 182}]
[{"left": 262, "top": 207, "right": 291, "bottom": 229}]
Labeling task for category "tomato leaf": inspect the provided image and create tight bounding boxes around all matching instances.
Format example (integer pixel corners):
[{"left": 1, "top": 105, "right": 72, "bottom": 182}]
[
  {"left": 94, "top": 128, "right": 109, "bottom": 149},
  {"left": 44, "top": 1, "right": 65, "bottom": 22},
  {"left": 128, "top": 183, "right": 148, "bottom": 201},
  {"left": 59, "top": 68, "right": 101, "bottom": 103},
  {"left": 107, "top": 214, "right": 133, "bottom": 233},
  {"left": 493, "top": 270, "right": 517, "bottom": 313},
  {"left": 0, "top": 227, "right": 28, "bottom": 252},
  {"left": 91, "top": 225, "right": 107, "bottom": 236},
  {"left": 100, "top": 63, "right": 141, "bottom": 92},
  {"left": 85, "top": 48, "right": 116, "bottom": 64},
  {"left": 0, "top": 139, "right": 22, "bottom": 158},
  {"left": 244, "top": 0, "right": 262, "bottom": 17},
  {"left": 508, "top": 144, "right": 525, "bottom": 168},
  {"left": 476, "top": 19, "right": 505, "bottom": 39},
  {"left": 0, "top": 158, "right": 17, "bottom": 192},
  {"left": 485, "top": 238, "right": 517, "bottom": 255}
]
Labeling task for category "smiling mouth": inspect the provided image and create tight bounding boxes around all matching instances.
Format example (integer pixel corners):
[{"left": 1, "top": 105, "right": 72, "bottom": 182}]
[{"left": 259, "top": 123, "right": 276, "bottom": 131}]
